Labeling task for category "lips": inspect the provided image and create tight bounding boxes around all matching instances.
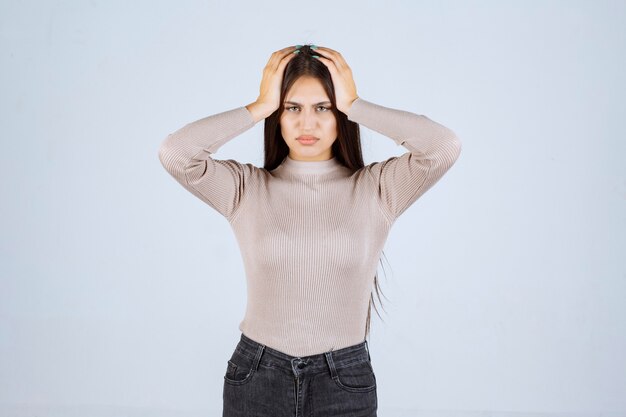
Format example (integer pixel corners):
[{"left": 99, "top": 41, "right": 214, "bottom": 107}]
[{"left": 297, "top": 135, "right": 319, "bottom": 145}]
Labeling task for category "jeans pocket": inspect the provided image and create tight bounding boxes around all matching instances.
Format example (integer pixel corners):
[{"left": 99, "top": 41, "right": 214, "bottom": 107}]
[
  {"left": 223, "top": 350, "right": 256, "bottom": 386},
  {"left": 332, "top": 359, "right": 377, "bottom": 393}
]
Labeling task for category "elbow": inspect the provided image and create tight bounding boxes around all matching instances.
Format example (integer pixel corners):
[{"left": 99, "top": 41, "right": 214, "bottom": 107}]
[
  {"left": 157, "top": 134, "right": 176, "bottom": 172},
  {"left": 157, "top": 133, "right": 200, "bottom": 184},
  {"left": 450, "top": 132, "right": 462, "bottom": 159},
  {"left": 445, "top": 124, "right": 462, "bottom": 155},
  {"left": 440, "top": 130, "right": 462, "bottom": 168},
  {"left": 157, "top": 137, "right": 168, "bottom": 168}
]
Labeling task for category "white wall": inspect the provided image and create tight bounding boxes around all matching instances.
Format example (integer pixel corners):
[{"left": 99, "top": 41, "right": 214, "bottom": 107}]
[{"left": 1, "top": 0, "right": 624, "bottom": 416}]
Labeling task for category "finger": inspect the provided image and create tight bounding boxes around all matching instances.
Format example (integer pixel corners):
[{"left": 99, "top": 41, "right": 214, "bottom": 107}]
[
  {"left": 313, "top": 46, "right": 338, "bottom": 55},
  {"left": 312, "top": 54, "right": 339, "bottom": 75},
  {"left": 311, "top": 46, "right": 338, "bottom": 58},
  {"left": 270, "top": 46, "right": 298, "bottom": 63},
  {"left": 313, "top": 47, "right": 348, "bottom": 70},
  {"left": 265, "top": 48, "right": 297, "bottom": 80},
  {"left": 267, "top": 46, "right": 298, "bottom": 71},
  {"left": 274, "top": 45, "right": 298, "bottom": 55},
  {"left": 278, "top": 49, "right": 298, "bottom": 69}
]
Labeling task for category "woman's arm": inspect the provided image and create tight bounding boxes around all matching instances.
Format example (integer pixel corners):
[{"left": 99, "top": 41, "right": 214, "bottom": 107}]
[
  {"left": 157, "top": 104, "right": 258, "bottom": 220},
  {"left": 347, "top": 97, "right": 462, "bottom": 222},
  {"left": 158, "top": 47, "right": 297, "bottom": 220}
]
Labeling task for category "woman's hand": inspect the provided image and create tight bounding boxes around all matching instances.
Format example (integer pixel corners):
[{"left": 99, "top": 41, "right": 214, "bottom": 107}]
[
  {"left": 246, "top": 45, "right": 299, "bottom": 123},
  {"left": 311, "top": 46, "right": 359, "bottom": 114}
]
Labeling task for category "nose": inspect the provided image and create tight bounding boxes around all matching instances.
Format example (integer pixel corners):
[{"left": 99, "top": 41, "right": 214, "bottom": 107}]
[{"left": 300, "top": 108, "right": 318, "bottom": 130}]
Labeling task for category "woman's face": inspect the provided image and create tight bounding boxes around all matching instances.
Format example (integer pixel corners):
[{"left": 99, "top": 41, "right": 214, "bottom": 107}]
[{"left": 279, "top": 76, "right": 338, "bottom": 161}]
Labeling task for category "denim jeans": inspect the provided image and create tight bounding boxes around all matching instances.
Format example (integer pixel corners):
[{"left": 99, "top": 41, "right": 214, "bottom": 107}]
[{"left": 222, "top": 332, "right": 377, "bottom": 416}]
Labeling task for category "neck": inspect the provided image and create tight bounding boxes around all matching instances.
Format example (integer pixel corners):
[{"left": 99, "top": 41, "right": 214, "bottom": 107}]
[{"left": 280, "top": 154, "right": 343, "bottom": 175}]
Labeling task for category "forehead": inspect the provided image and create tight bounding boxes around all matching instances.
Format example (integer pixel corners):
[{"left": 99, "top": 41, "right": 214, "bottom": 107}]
[{"left": 286, "top": 76, "right": 329, "bottom": 101}]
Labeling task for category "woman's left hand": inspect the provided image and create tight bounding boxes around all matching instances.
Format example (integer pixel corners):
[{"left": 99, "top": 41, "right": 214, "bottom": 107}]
[{"left": 312, "top": 46, "right": 359, "bottom": 114}]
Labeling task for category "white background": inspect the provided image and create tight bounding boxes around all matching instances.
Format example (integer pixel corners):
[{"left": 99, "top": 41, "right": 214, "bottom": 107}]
[{"left": 1, "top": 0, "right": 624, "bottom": 416}]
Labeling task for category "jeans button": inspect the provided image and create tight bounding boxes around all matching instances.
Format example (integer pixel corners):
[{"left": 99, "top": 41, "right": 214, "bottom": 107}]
[{"left": 297, "top": 361, "right": 306, "bottom": 369}]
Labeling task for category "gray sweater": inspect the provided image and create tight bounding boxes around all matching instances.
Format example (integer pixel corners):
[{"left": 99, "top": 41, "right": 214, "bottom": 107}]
[{"left": 158, "top": 97, "right": 462, "bottom": 356}]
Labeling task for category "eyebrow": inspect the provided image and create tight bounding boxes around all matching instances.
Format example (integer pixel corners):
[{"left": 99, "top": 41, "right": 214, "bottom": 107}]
[{"left": 284, "top": 101, "right": 332, "bottom": 106}]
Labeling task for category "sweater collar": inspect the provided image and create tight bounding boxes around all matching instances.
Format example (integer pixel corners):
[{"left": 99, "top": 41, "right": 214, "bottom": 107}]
[{"left": 280, "top": 155, "right": 343, "bottom": 175}]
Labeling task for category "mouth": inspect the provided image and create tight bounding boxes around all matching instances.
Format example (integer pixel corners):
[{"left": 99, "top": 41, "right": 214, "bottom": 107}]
[{"left": 297, "top": 136, "right": 319, "bottom": 145}]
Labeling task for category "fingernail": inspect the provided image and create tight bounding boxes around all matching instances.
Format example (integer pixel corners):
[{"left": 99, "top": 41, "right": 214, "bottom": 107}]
[
  {"left": 293, "top": 50, "right": 300, "bottom": 54},
  {"left": 310, "top": 44, "right": 318, "bottom": 49},
  {"left": 312, "top": 54, "right": 319, "bottom": 58},
  {"left": 295, "top": 45, "right": 302, "bottom": 49}
]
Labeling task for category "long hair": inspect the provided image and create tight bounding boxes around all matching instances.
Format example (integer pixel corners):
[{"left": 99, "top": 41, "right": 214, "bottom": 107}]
[{"left": 262, "top": 44, "right": 390, "bottom": 340}]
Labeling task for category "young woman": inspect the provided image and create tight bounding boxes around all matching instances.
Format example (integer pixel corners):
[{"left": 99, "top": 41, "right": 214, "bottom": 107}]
[{"left": 158, "top": 44, "right": 462, "bottom": 417}]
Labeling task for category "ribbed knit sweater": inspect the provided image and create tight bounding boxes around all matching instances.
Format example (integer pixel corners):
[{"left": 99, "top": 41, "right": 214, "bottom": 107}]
[{"left": 158, "top": 97, "right": 462, "bottom": 357}]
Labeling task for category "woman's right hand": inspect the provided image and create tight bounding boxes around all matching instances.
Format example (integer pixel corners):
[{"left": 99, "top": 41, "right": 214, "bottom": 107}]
[{"left": 246, "top": 46, "right": 299, "bottom": 123}]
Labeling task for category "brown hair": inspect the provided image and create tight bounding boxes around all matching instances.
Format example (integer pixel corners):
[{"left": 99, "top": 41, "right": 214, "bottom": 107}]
[{"left": 262, "top": 44, "right": 389, "bottom": 339}]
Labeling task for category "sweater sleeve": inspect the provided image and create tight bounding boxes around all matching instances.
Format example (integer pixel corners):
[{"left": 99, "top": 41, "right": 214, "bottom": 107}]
[
  {"left": 157, "top": 105, "right": 258, "bottom": 220},
  {"left": 346, "top": 97, "right": 462, "bottom": 222}
]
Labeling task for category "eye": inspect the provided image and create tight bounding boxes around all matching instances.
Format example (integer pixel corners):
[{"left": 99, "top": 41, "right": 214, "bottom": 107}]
[{"left": 285, "top": 106, "right": 331, "bottom": 112}]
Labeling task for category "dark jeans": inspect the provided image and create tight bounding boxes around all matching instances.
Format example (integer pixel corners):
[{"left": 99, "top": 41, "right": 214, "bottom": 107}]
[{"left": 222, "top": 332, "right": 377, "bottom": 417}]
